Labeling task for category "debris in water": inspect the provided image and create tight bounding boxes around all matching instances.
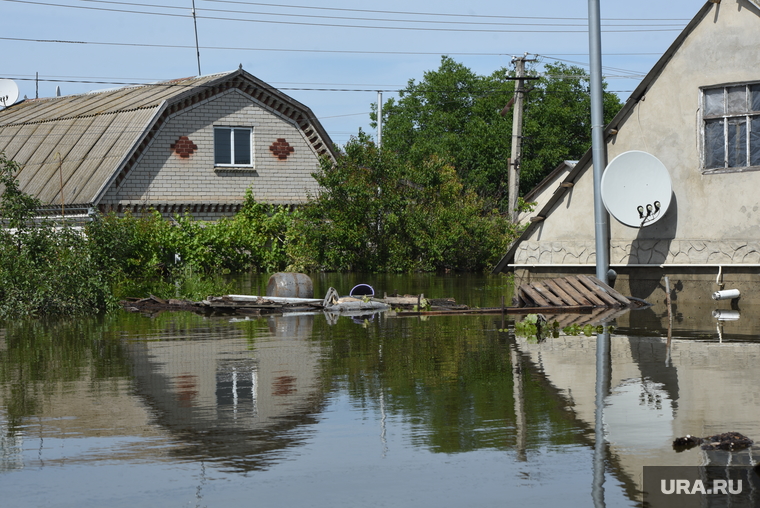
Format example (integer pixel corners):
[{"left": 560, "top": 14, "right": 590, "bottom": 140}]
[{"left": 673, "top": 432, "right": 753, "bottom": 451}]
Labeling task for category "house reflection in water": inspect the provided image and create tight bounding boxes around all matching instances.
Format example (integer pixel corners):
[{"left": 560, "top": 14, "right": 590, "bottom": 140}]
[
  {"left": 512, "top": 308, "right": 760, "bottom": 500},
  {"left": 125, "top": 314, "right": 326, "bottom": 472}
]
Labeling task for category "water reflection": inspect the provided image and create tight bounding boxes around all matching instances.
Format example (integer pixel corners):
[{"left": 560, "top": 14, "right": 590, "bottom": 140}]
[
  {"left": 125, "top": 314, "right": 325, "bottom": 472},
  {"left": 515, "top": 323, "right": 760, "bottom": 501},
  {"left": 1, "top": 275, "right": 759, "bottom": 507}
]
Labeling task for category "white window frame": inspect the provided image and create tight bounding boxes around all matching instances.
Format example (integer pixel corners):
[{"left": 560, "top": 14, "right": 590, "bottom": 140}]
[
  {"left": 214, "top": 126, "right": 254, "bottom": 167},
  {"left": 700, "top": 82, "right": 760, "bottom": 174}
]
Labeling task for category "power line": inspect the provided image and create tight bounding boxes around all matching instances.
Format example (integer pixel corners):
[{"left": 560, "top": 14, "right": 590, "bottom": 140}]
[
  {"left": 0, "top": 36, "right": 513, "bottom": 56},
  {"left": 2, "top": 74, "right": 641, "bottom": 94},
  {"left": 0, "top": 36, "right": 659, "bottom": 79},
  {"left": 0, "top": 37, "right": 668, "bottom": 60},
  {"left": 2, "top": 0, "right": 686, "bottom": 32},
  {"left": 77, "top": 0, "right": 687, "bottom": 28},
  {"left": 202, "top": 0, "right": 692, "bottom": 23}
]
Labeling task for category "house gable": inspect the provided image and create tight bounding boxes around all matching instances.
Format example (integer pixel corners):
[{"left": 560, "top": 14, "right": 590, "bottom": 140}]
[
  {"left": 0, "top": 68, "right": 335, "bottom": 218},
  {"left": 101, "top": 87, "right": 324, "bottom": 214},
  {"left": 497, "top": 0, "right": 760, "bottom": 272}
]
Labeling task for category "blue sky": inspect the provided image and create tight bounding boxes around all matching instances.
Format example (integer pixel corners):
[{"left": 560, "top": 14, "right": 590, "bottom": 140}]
[{"left": 1, "top": 0, "right": 704, "bottom": 146}]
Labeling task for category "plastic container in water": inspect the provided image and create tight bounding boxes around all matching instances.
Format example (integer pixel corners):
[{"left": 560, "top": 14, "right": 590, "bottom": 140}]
[
  {"left": 349, "top": 284, "right": 374, "bottom": 298},
  {"left": 266, "top": 273, "right": 314, "bottom": 298}
]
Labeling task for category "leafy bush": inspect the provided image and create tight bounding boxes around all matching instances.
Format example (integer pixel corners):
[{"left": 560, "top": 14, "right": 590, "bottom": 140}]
[
  {"left": 83, "top": 189, "right": 295, "bottom": 302},
  {"left": 0, "top": 153, "right": 116, "bottom": 317},
  {"left": 287, "top": 132, "right": 520, "bottom": 272}
]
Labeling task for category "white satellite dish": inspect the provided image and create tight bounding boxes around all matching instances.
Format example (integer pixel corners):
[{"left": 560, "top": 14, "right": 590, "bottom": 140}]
[
  {"left": 0, "top": 79, "right": 20, "bottom": 110},
  {"left": 601, "top": 150, "right": 672, "bottom": 228}
]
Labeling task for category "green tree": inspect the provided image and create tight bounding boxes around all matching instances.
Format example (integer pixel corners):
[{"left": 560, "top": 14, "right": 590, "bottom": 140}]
[
  {"left": 287, "top": 132, "right": 518, "bottom": 272},
  {"left": 520, "top": 62, "right": 622, "bottom": 193},
  {"left": 376, "top": 57, "right": 514, "bottom": 206},
  {"left": 374, "top": 57, "right": 623, "bottom": 207}
]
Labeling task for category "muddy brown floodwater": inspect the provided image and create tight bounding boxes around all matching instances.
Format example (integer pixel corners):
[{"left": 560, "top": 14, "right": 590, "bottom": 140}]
[{"left": 1, "top": 273, "right": 758, "bottom": 507}]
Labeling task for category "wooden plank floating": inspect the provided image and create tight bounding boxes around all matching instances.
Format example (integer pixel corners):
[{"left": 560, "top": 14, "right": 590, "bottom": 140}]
[
  {"left": 395, "top": 305, "right": 593, "bottom": 317},
  {"left": 515, "top": 276, "right": 631, "bottom": 309}
]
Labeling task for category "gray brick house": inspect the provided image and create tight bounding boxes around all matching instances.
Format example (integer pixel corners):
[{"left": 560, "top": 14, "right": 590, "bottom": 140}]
[{"left": 0, "top": 68, "right": 335, "bottom": 219}]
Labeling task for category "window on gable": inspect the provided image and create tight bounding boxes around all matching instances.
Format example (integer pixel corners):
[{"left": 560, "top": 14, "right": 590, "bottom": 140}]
[
  {"left": 214, "top": 127, "right": 252, "bottom": 166},
  {"left": 702, "top": 83, "right": 760, "bottom": 171}
]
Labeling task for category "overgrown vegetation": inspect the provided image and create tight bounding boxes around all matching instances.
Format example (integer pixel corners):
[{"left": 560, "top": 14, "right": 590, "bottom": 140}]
[
  {"left": 9, "top": 60, "right": 610, "bottom": 316},
  {"left": 373, "top": 57, "right": 623, "bottom": 208},
  {"left": 2, "top": 139, "right": 519, "bottom": 317},
  {"left": 0, "top": 154, "right": 115, "bottom": 317},
  {"left": 287, "top": 132, "right": 520, "bottom": 272},
  {"left": 85, "top": 189, "right": 294, "bottom": 300},
  {"left": 0, "top": 152, "right": 295, "bottom": 317}
]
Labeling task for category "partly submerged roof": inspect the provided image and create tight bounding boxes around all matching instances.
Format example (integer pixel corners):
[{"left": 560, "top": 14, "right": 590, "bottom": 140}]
[{"left": 0, "top": 69, "right": 335, "bottom": 206}]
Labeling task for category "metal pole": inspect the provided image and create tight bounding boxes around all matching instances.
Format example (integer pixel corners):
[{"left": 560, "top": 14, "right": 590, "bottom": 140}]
[
  {"left": 377, "top": 91, "right": 383, "bottom": 148},
  {"left": 508, "top": 56, "right": 526, "bottom": 223},
  {"left": 588, "top": 0, "right": 609, "bottom": 284},
  {"left": 192, "top": 0, "right": 202, "bottom": 76}
]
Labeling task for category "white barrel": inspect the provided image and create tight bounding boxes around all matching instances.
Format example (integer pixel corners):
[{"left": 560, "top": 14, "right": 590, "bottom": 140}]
[
  {"left": 712, "top": 289, "right": 740, "bottom": 301},
  {"left": 266, "top": 273, "right": 314, "bottom": 298}
]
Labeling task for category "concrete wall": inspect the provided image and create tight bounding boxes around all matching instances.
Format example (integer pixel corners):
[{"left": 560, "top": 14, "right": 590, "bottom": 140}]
[
  {"left": 102, "top": 88, "right": 322, "bottom": 214},
  {"left": 515, "top": 1, "right": 760, "bottom": 267}
]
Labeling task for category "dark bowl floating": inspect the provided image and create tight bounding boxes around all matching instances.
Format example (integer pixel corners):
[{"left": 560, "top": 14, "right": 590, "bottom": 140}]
[{"left": 349, "top": 284, "right": 375, "bottom": 297}]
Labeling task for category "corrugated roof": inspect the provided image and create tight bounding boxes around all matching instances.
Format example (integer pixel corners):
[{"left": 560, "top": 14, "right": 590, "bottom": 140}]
[
  {"left": 0, "top": 73, "right": 227, "bottom": 127},
  {"left": 0, "top": 70, "right": 336, "bottom": 206}
]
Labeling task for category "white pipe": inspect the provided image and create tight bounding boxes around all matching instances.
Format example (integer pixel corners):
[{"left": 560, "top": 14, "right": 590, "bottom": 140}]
[
  {"left": 712, "top": 309, "right": 740, "bottom": 321},
  {"left": 712, "top": 289, "right": 740, "bottom": 301}
]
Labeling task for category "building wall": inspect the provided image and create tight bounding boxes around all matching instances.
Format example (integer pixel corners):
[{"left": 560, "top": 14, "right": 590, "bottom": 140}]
[
  {"left": 515, "top": 1, "right": 760, "bottom": 267},
  {"left": 101, "top": 89, "right": 322, "bottom": 213}
]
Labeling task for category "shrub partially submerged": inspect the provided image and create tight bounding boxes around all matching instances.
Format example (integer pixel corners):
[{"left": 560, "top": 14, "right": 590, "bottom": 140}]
[{"left": 288, "top": 132, "right": 520, "bottom": 272}]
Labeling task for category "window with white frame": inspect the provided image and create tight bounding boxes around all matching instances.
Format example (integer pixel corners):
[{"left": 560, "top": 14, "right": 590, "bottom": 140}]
[
  {"left": 214, "top": 127, "right": 253, "bottom": 166},
  {"left": 702, "top": 83, "right": 760, "bottom": 172}
]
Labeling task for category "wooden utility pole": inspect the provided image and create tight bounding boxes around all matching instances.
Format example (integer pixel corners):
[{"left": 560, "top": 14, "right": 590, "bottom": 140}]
[
  {"left": 377, "top": 91, "right": 383, "bottom": 148},
  {"left": 508, "top": 54, "right": 534, "bottom": 223}
]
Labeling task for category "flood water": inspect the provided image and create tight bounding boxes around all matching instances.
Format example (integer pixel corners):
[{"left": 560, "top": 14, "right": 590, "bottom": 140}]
[{"left": 1, "top": 273, "right": 759, "bottom": 507}]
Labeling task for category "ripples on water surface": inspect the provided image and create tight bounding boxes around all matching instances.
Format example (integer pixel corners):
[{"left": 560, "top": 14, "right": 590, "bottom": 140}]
[{"left": 1, "top": 274, "right": 759, "bottom": 507}]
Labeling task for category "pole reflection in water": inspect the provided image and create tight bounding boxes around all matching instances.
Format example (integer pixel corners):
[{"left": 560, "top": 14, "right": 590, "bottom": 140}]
[
  {"left": 593, "top": 330, "right": 611, "bottom": 508},
  {"left": 510, "top": 343, "right": 527, "bottom": 462}
]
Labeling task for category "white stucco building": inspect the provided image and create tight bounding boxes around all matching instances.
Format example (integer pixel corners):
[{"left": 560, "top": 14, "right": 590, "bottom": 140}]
[{"left": 495, "top": 0, "right": 760, "bottom": 302}]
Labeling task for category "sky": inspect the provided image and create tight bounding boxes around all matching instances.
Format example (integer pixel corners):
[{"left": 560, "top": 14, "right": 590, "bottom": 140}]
[{"left": 1, "top": 0, "right": 706, "bottom": 147}]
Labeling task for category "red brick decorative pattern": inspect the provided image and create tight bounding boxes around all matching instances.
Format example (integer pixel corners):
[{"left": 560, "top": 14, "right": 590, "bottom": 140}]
[
  {"left": 171, "top": 136, "right": 198, "bottom": 158},
  {"left": 269, "top": 138, "right": 294, "bottom": 160}
]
